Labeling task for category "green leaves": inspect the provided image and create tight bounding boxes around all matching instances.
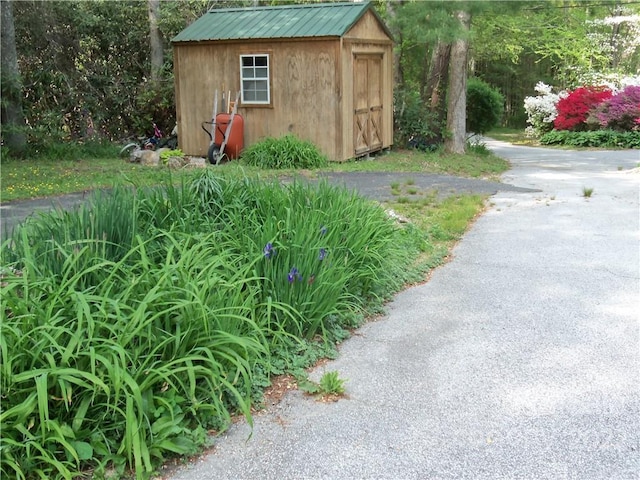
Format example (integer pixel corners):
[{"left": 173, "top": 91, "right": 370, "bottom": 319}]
[
  {"left": 539, "top": 129, "right": 640, "bottom": 148},
  {"left": 299, "top": 371, "right": 346, "bottom": 397},
  {"left": 1, "top": 171, "right": 420, "bottom": 479},
  {"left": 466, "top": 78, "right": 504, "bottom": 135},
  {"left": 240, "top": 134, "right": 329, "bottom": 169}
]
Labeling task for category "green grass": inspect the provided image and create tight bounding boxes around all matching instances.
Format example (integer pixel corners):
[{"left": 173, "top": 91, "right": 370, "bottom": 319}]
[
  {"left": 327, "top": 149, "right": 509, "bottom": 179},
  {"left": 387, "top": 193, "right": 487, "bottom": 269},
  {"left": 0, "top": 156, "right": 268, "bottom": 202},
  {"left": 487, "top": 127, "right": 539, "bottom": 146}
]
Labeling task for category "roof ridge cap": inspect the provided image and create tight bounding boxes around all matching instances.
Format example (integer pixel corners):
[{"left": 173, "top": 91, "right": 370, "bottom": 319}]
[{"left": 207, "top": 1, "right": 368, "bottom": 13}]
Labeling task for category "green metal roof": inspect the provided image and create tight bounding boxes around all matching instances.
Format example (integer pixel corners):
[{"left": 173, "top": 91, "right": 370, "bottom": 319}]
[{"left": 172, "top": 2, "right": 390, "bottom": 43}]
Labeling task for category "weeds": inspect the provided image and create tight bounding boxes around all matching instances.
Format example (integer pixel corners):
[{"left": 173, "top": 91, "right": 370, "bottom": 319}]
[
  {"left": 299, "top": 371, "right": 347, "bottom": 397},
  {"left": 582, "top": 187, "right": 594, "bottom": 198}
]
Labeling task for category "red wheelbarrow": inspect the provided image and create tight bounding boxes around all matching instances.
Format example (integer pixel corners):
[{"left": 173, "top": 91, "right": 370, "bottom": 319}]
[{"left": 201, "top": 90, "right": 244, "bottom": 165}]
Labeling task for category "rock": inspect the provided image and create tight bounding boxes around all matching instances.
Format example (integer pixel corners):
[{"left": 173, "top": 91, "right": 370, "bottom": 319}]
[
  {"left": 187, "top": 157, "right": 207, "bottom": 168},
  {"left": 139, "top": 149, "right": 160, "bottom": 166},
  {"left": 128, "top": 148, "right": 143, "bottom": 163},
  {"left": 166, "top": 156, "right": 187, "bottom": 169},
  {"left": 386, "top": 209, "right": 410, "bottom": 223},
  {"left": 130, "top": 148, "right": 161, "bottom": 166}
]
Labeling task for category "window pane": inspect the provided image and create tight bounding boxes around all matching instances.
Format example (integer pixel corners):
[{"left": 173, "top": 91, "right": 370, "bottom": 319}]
[{"left": 241, "top": 55, "right": 269, "bottom": 103}]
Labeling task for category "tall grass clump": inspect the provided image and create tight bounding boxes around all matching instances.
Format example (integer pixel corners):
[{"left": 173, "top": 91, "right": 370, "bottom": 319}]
[
  {"left": 1, "top": 169, "right": 421, "bottom": 479},
  {"left": 240, "top": 134, "right": 329, "bottom": 169}
]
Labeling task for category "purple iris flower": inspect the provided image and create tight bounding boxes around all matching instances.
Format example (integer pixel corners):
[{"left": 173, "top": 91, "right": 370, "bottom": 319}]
[
  {"left": 318, "top": 248, "right": 327, "bottom": 261},
  {"left": 263, "top": 243, "right": 274, "bottom": 259},
  {"left": 287, "top": 267, "right": 299, "bottom": 283},
  {"left": 320, "top": 225, "right": 328, "bottom": 236}
]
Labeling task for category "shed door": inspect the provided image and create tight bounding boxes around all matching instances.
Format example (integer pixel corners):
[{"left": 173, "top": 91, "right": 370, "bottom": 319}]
[{"left": 353, "top": 54, "right": 383, "bottom": 156}]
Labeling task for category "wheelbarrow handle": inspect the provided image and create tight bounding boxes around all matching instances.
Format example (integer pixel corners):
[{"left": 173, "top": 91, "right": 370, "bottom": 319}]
[{"left": 201, "top": 121, "right": 214, "bottom": 142}]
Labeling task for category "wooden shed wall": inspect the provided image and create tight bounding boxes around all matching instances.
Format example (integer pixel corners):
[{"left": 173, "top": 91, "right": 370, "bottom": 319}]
[
  {"left": 344, "top": 9, "right": 392, "bottom": 42},
  {"left": 174, "top": 39, "right": 342, "bottom": 160}
]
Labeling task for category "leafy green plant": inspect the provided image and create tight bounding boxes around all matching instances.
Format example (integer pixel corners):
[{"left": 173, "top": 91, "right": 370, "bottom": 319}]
[
  {"left": 319, "top": 371, "right": 346, "bottom": 395},
  {"left": 393, "top": 87, "right": 443, "bottom": 148},
  {"left": 465, "top": 141, "right": 491, "bottom": 156},
  {"left": 1, "top": 170, "right": 427, "bottom": 479},
  {"left": 583, "top": 187, "right": 594, "bottom": 198},
  {"left": 299, "top": 371, "right": 346, "bottom": 396},
  {"left": 466, "top": 78, "right": 504, "bottom": 135},
  {"left": 540, "top": 129, "right": 640, "bottom": 148},
  {"left": 240, "top": 134, "right": 328, "bottom": 169},
  {"left": 159, "top": 148, "right": 184, "bottom": 160},
  {"left": 9, "top": 139, "right": 121, "bottom": 162}
]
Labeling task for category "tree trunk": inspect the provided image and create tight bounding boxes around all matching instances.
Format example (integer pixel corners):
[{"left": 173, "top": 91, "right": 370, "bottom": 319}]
[
  {"left": 148, "top": 0, "right": 163, "bottom": 84},
  {"left": 444, "top": 10, "right": 471, "bottom": 155},
  {"left": 1, "top": 0, "right": 27, "bottom": 156},
  {"left": 423, "top": 40, "right": 451, "bottom": 129}
]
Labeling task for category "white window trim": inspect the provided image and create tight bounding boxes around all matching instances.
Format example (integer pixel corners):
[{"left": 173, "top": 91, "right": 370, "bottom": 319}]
[{"left": 240, "top": 54, "right": 271, "bottom": 105}]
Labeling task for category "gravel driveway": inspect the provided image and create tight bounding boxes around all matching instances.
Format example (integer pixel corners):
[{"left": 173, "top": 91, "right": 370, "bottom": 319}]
[{"left": 164, "top": 140, "right": 639, "bottom": 480}]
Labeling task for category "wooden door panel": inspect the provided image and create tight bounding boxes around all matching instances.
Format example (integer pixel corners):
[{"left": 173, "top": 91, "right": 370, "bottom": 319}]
[
  {"left": 354, "top": 57, "right": 369, "bottom": 111},
  {"left": 369, "top": 108, "right": 382, "bottom": 150},
  {"left": 353, "top": 54, "right": 383, "bottom": 155},
  {"left": 354, "top": 111, "right": 369, "bottom": 155}
]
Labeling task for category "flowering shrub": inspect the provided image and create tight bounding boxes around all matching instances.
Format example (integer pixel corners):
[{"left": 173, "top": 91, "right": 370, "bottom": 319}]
[
  {"left": 553, "top": 86, "right": 613, "bottom": 131},
  {"left": 594, "top": 85, "right": 640, "bottom": 131},
  {"left": 525, "top": 76, "right": 640, "bottom": 146},
  {"left": 523, "top": 82, "right": 567, "bottom": 137}
]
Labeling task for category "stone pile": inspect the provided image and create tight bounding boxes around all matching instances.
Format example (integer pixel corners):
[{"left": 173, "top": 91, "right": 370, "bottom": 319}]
[{"left": 127, "top": 147, "right": 206, "bottom": 168}]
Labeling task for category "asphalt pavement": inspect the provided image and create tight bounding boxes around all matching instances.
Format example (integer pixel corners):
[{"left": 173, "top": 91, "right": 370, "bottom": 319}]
[{"left": 164, "top": 140, "right": 639, "bottom": 480}]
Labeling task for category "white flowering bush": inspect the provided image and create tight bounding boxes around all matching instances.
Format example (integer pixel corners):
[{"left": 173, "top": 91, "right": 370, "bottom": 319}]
[
  {"left": 523, "top": 82, "right": 568, "bottom": 138},
  {"left": 576, "top": 73, "right": 640, "bottom": 94}
]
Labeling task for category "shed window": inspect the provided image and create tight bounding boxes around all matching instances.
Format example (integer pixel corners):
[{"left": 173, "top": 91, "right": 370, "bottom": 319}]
[{"left": 240, "top": 54, "right": 270, "bottom": 105}]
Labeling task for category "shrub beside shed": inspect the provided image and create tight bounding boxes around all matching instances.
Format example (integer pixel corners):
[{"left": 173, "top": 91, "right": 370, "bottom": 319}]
[{"left": 172, "top": 1, "right": 394, "bottom": 162}]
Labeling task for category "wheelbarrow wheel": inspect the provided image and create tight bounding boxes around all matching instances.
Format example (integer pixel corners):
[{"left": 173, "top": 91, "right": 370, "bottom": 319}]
[
  {"left": 119, "top": 142, "right": 139, "bottom": 158},
  {"left": 207, "top": 143, "right": 221, "bottom": 164}
]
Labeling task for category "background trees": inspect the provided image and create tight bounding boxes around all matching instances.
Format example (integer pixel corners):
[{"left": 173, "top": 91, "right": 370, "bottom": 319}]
[
  {"left": 1, "top": 0, "right": 638, "bottom": 158},
  {"left": 1, "top": 0, "right": 27, "bottom": 156}
]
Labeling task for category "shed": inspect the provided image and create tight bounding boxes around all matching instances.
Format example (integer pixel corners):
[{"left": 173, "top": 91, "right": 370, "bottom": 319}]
[{"left": 172, "top": 1, "right": 394, "bottom": 162}]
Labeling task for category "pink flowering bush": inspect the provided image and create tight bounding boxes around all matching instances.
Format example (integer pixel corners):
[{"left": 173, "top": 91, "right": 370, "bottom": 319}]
[{"left": 594, "top": 85, "right": 640, "bottom": 131}]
